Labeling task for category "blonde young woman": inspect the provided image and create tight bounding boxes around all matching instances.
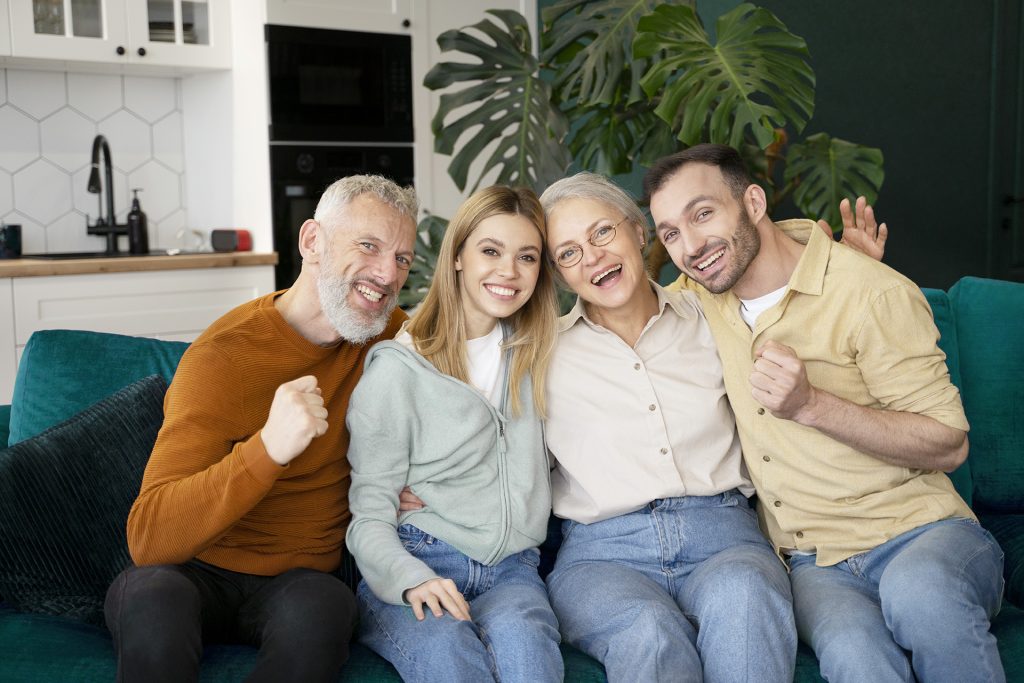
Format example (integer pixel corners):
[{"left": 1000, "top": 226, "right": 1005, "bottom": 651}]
[{"left": 345, "top": 186, "right": 562, "bottom": 682}]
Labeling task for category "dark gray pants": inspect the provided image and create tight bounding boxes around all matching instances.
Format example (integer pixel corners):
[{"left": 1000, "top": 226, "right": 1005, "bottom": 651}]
[{"left": 104, "top": 560, "right": 357, "bottom": 683}]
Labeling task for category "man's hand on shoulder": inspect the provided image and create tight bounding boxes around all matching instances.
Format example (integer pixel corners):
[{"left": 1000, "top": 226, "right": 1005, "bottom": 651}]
[
  {"left": 261, "top": 375, "right": 328, "bottom": 466},
  {"left": 818, "top": 196, "right": 888, "bottom": 262}
]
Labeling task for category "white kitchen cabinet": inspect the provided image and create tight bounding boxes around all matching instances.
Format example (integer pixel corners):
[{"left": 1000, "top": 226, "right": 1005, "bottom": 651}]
[
  {"left": 0, "top": 0, "right": 12, "bottom": 55},
  {"left": 0, "top": 263, "right": 274, "bottom": 402},
  {"left": 8, "top": 0, "right": 231, "bottom": 70},
  {"left": 266, "top": 0, "right": 412, "bottom": 35},
  {"left": 0, "top": 279, "right": 16, "bottom": 406}
]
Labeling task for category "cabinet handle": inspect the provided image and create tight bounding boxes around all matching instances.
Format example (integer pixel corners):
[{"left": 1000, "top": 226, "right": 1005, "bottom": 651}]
[
  {"left": 137, "top": 47, "right": 147, "bottom": 57},
  {"left": 402, "top": 19, "right": 411, "bottom": 28},
  {"left": 116, "top": 46, "right": 126, "bottom": 55}
]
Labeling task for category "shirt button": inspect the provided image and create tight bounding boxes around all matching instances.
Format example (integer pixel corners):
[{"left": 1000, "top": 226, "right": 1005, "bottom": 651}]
[
  {"left": 634, "top": 363, "right": 641, "bottom": 370},
  {"left": 648, "top": 404, "right": 656, "bottom": 411},
  {"left": 762, "top": 455, "right": 771, "bottom": 462},
  {"left": 773, "top": 500, "right": 782, "bottom": 508},
  {"left": 796, "top": 531, "right": 804, "bottom": 539},
  {"left": 757, "top": 408, "right": 765, "bottom": 415},
  {"left": 660, "top": 447, "right": 668, "bottom": 455}
]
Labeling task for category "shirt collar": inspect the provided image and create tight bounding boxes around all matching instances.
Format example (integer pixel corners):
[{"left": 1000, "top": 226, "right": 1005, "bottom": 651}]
[
  {"left": 557, "top": 280, "right": 693, "bottom": 334},
  {"left": 778, "top": 218, "right": 830, "bottom": 297}
]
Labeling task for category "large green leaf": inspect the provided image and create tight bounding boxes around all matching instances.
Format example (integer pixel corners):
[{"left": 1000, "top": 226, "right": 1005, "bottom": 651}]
[
  {"left": 634, "top": 3, "right": 815, "bottom": 149},
  {"left": 399, "top": 214, "right": 449, "bottom": 309},
  {"left": 567, "top": 103, "right": 677, "bottom": 175},
  {"left": 424, "top": 10, "right": 571, "bottom": 194},
  {"left": 541, "top": 0, "right": 678, "bottom": 107},
  {"left": 784, "top": 133, "right": 885, "bottom": 229}
]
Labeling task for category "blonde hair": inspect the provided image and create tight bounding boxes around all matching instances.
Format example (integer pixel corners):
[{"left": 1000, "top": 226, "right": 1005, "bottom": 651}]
[{"left": 406, "top": 186, "right": 558, "bottom": 417}]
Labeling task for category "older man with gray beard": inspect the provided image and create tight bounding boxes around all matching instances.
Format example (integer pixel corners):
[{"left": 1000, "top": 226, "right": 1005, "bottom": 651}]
[{"left": 104, "top": 175, "right": 418, "bottom": 683}]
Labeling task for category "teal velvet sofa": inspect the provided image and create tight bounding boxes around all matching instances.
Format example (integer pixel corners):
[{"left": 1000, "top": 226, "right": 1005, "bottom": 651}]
[{"left": 0, "top": 275, "right": 1022, "bottom": 682}]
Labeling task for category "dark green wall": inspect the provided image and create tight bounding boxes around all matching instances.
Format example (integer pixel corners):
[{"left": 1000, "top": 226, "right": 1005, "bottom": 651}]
[{"left": 538, "top": 0, "right": 1024, "bottom": 288}]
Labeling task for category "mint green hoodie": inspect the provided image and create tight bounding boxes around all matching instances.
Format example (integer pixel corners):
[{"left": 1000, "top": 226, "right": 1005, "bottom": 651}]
[{"left": 345, "top": 339, "right": 551, "bottom": 605}]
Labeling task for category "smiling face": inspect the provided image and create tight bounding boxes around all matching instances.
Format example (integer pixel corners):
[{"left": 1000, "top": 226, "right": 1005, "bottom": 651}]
[
  {"left": 316, "top": 194, "right": 416, "bottom": 344},
  {"left": 545, "top": 197, "right": 648, "bottom": 315},
  {"left": 455, "top": 213, "right": 543, "bottom": 339},
  {"left": 649, "top": 163, "right": 761, "bottom": 294}
]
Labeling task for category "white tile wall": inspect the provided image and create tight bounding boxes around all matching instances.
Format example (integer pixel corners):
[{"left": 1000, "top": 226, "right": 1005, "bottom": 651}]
[{"left": 0, "top": 68, "right": 188, "bottom": 254}]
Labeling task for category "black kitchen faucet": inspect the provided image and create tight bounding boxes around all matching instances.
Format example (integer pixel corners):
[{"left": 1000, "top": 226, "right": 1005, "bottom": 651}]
[{"left": 86, "top": 134, "right": 126, "bottom": 254}]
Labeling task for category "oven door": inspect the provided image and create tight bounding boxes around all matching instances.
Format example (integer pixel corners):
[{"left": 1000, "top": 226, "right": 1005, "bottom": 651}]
[{"left": 266, "top": 24, "right": 413, "bottom": 143}]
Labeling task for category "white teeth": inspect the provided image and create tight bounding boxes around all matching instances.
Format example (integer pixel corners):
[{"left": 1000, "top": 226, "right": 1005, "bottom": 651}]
[
  {"left": 355, "top": 284, "right": 382, "bottom": 302},
  {"left": 486, "top": 284, "right": 517, "bottom": 297},
  {"left": 591, "top": 265, "right": 622, "bottom": 284},
  {"left": 697, "top": 249, "right": 725, "bottom": 271}
]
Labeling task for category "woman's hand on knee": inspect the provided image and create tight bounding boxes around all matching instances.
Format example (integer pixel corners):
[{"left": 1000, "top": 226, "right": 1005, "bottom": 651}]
[{"left": 404, "top": 578, "right": 471, "bottom": 622}]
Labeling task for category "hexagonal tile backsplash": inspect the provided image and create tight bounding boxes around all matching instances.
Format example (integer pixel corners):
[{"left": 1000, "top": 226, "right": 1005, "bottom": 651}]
[{"left": 0, "top": 68, "right": 186, "bottom": 253}]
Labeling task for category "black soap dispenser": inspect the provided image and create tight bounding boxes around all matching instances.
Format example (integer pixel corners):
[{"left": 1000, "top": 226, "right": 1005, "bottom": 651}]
[{"left": 127, "top": 188, "right": 149, "bottom": 255}]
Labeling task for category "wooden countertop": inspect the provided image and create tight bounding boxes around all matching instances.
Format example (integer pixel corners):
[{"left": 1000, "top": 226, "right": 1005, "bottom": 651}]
[{"left": 0, "top": 251, "right": 278, "bottom": 277}]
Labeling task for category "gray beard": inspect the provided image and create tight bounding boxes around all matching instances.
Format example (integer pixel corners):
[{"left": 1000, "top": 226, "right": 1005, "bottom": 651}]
[{"left": 316, "top": 273, "right": 394, "bottom": 345}]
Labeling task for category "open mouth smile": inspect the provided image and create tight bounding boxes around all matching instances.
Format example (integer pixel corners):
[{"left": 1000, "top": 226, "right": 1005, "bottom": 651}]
[
  {"left": 485, "top": 284, "right": 518, "bottom": 298},
  {"left": 355, "top": 284, "right": 384, "bottom": 303},
  {"left": 695, "top": 248, "right": 726, "bottom": 272},
  {"left": 591, "top": 265, "right": 622, "bottom": 285}
]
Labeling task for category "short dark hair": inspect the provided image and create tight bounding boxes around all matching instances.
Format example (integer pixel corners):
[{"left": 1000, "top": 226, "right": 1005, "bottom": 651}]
[{"left": 642, "top": 144, "right": 752, "bottom": 204}]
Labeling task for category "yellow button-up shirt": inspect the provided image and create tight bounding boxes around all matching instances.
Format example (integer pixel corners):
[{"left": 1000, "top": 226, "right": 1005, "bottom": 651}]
[
  {"left": 545, "top": 283, "right": 753, "bottom": 524},
  {"left": 668, "top": 220, "right": 973, "bottom": 565}
]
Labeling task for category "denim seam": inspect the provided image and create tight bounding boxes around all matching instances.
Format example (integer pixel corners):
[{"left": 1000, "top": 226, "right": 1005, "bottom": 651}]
[{"left": 364, "top": 602, "right": 417, "bottom": 665}]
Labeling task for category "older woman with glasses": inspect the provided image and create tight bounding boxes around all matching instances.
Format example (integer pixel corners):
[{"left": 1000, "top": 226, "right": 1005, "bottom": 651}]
[{"left": 538, "top": 172, "right": 796, "bottom": 683}]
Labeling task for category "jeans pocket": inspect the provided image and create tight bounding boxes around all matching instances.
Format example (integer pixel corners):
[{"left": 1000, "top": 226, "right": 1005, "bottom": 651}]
[{"left": 397, "top": 524, "right": 430, "bottom": 553}]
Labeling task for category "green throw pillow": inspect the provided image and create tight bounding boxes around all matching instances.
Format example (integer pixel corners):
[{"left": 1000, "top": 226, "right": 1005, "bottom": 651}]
[
  {"left": 8, "top": 329, "right": 187, "bottom": 446},
  {"left": 0, "top": 375, "right": 166, "bottom": 625}
]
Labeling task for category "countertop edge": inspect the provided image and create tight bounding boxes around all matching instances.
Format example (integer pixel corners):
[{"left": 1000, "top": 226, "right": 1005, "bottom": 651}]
[{"left": 0, "top": 252, "right": 279, "bottom": 278}]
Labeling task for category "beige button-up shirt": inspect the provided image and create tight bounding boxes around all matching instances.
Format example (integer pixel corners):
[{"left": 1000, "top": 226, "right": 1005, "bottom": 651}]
[
  {"left": 669, "top": 220, "right": 974, "bottom": 565},
  {"left": 545, "top": 283, "right": 753, "bottom": 524}
]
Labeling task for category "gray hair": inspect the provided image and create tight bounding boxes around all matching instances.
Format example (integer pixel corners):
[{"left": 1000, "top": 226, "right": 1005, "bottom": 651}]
[
  {"left": 314, "top": 174, "right": 419, "bottom": 224},
  {"left": 539, "top": 172, "right": 648, "bottom": 231}
]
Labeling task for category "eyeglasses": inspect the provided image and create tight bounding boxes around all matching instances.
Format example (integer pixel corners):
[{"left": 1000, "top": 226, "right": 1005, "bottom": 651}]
[{"left": 554, "top": 216, "right": 628, "bottom": 268}]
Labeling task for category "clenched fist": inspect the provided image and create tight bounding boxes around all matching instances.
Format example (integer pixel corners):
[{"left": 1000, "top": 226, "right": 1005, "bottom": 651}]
[
  {"left": 750, "top": 341, "right": 818, "bottom": 422},
  {"left": 260, "top": 375, "right": 329, "bottom": 465}
]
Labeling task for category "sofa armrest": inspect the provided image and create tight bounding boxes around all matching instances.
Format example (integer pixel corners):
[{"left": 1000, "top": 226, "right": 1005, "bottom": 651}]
[{"left": 0, "top": 405, "right": 10, "bottom": 449}]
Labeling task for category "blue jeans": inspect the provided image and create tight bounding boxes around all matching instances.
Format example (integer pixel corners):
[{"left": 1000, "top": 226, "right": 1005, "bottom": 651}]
[
  {"left": 789, "top": 517, "right": 1005, "bottom": 683},
  {"left": 547, "top": 491, "right": 795, "bottom": 682},
  {"left": 356, "top": 525, "right": 562, "bottom": 683}
]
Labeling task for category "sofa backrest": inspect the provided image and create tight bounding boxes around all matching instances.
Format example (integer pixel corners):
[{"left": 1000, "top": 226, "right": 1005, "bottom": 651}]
[
  {"left": 948, "top": 277, "right": 1024, "bottom": 512},
  {"left": 922, "top": 287, "right": 973, "bottom": 506},
  {"left": 7, "top": 330, "right": 188, "bottom": 446}
]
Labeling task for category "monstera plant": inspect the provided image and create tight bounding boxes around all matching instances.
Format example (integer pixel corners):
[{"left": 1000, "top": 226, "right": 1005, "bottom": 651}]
[{"left": 402, "top": 0, "right": 885, "bottom": 304}]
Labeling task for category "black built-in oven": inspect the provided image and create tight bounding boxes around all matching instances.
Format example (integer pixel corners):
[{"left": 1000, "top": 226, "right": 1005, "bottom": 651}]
[
  {"left": 270, "top": 144, "right": 414, "bottom": 289},
  {"left": 266, "top": 24, "right": 413, "bottom": 143},
  {"left": 266, "top": 25, "right": 416, "bottom": 289}
]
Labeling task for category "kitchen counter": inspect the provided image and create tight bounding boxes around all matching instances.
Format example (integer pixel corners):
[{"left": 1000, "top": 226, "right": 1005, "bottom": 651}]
[{"left": 0, "top": 252, "right": 278, "bottom": 278}]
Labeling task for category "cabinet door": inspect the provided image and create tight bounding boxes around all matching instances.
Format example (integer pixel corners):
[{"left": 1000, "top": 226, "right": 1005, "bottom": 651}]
[
  {"left": 0, "top": 279, "right": 15, "bottom": 404},
  {"left": 266, "top": 0, "right": 412, "bottom": 35},
  {"left": 0, "top": 0, "right": 12, "bottom": 55},
  {"left": 9, "top": 0, "right": 130, "bottom": 62},
  {"left": 124, "top": 0, "right": 231, "bottom": 69}
]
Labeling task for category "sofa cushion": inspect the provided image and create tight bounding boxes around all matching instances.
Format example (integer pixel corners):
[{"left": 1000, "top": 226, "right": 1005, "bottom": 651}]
[
  {"left": 0, "top": 405, "right": 10, "bottom": 454},
  {"left": 979, "top": 512, "right": 1024, "bottom": 608},
  {"left": 948, "top": 277, "right": 1024, "bottom": 511},
  {"left": 0, "top": 375, "right": 166, "bottom": 625},
  {"left": 7, "top": 330, "right": 187, "bottom": 446},
  {"left": 921, "top": 287, "right": 971, "bottom": 505}
]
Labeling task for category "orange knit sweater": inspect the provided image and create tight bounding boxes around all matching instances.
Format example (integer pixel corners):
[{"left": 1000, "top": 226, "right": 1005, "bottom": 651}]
[{"left": 126, "top": 291, "right": 405, "bottom": 576}]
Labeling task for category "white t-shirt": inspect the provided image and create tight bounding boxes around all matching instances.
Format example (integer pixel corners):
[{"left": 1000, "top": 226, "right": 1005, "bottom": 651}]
[
  {"left": 739, "top": 285, "right": 788, "bottom": 329},
  {"left": 395, "top": 324, "right": 505, "bottom": 408}
]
